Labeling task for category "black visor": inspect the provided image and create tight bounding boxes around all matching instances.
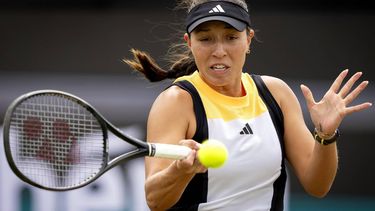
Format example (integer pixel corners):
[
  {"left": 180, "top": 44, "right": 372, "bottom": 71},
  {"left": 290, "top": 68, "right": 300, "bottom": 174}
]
[{"left": 186, "top": 1, "right": 251, "bottom": 33}]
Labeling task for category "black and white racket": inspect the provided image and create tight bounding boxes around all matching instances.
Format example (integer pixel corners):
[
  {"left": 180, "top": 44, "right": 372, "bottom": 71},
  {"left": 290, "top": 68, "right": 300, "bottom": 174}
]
[{"left": 3, "top": 90, "right": 191, "bottom": 191}]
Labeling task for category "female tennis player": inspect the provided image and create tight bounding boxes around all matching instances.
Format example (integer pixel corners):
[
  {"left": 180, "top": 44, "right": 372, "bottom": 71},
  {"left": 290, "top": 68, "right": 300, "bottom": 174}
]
[{"left": 124, "top": 0, "right": 372, "bottom": 210}]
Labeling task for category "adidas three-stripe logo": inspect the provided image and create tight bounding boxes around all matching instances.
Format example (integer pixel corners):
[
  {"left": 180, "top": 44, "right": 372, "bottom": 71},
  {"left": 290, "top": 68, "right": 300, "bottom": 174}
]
[
  {"left": 209, "top": 5, "right": 225, "bottom": 13},
  {"left": 240, "top": 123, "right": 253, "bottom": 135}
]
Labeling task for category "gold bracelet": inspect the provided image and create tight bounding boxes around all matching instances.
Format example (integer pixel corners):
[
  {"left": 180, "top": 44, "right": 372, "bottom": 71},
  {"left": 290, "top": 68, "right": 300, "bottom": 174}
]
[{"left": 313, "top": 128, "right": 340, "bottom": 145}]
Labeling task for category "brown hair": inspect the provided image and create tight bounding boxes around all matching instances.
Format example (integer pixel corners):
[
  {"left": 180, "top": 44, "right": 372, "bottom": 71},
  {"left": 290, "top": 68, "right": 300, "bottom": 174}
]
[{"left": 123, "top": 0, "right": 250, "bottom": 82}]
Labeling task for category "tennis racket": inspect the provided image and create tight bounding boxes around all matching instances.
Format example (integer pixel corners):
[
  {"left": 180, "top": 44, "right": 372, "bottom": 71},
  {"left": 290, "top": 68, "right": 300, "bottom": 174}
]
[{"left": 3, "top": 90, "right": 191, "bottom": 191}]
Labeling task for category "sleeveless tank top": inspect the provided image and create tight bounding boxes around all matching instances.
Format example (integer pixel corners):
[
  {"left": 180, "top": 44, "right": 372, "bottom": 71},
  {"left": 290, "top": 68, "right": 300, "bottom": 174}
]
[{"left": 169, "top": 71, "right": 286, "bottom": 211}]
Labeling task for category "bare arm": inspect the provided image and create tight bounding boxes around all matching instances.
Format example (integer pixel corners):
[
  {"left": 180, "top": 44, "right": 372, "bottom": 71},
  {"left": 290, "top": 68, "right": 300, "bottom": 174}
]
[
  {"left": 270, "top": 78, "right": 338, "bottom": 197},
  {"left": 262, "top": 70, "right": 371, "bottom": 197},
  {"left": 144, "top": 86, "right": 207, "bottom": 211}
]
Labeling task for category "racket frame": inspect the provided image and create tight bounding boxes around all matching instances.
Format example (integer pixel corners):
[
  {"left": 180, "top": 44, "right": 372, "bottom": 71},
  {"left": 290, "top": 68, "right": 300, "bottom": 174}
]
[{"left": 3, "top": 90, "right": 152, "bottom": 191}]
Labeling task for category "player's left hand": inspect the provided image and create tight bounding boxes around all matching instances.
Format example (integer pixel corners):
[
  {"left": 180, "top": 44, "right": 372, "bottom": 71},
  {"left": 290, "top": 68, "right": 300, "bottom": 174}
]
[{"left": 300, "top": 69, "right": 372, "bottom": 135}]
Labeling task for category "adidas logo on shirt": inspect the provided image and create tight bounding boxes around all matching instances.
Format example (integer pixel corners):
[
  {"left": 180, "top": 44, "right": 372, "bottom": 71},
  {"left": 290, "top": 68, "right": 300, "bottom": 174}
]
[
  {"left": 209, "top": 5, "right": 225, "bottom": 13},
  {"left": 240, "top": 123, "right": 253, "bottom": 135}
]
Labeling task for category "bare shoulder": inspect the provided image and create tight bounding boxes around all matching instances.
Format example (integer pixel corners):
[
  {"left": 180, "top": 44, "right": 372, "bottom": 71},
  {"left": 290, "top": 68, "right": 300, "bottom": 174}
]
[
  {"left": 260, "top": 75, "right": 289, "bottom": 90},
  {"left": 259, "top": 75, "right": 294, "bottom": 106},
  {"left": 153, "top": 85, "right": 193, "bottom": 110},
  {"left": 147, "top": 85, "right": 195, "bottom": 143}
]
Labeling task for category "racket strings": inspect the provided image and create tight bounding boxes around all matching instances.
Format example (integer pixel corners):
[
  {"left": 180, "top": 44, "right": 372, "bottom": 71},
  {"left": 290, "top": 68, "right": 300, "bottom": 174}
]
[{"left": 9, "top": 94, "right": 106, "bottom": 189}]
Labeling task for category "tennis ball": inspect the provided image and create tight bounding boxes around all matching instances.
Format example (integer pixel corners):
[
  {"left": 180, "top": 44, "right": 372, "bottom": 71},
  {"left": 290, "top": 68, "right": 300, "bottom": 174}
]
[{"left": 198, "top": 139, "right": 228, "bottom": 168}]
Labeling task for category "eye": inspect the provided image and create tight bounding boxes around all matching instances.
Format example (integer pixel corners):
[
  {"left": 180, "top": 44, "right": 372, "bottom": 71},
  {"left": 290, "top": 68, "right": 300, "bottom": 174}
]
[
  {"left": 227, "top": 35, "right": 239, "bottom": 40},
  {"left": 198, "top": 37, "right": 211, "bottom": 42}
]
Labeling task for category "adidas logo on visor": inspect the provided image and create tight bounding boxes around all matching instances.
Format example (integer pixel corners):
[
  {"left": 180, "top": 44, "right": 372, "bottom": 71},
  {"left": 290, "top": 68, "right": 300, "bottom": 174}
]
[{"left": 209, "top": 4, "right": 225, "bottom": 13}]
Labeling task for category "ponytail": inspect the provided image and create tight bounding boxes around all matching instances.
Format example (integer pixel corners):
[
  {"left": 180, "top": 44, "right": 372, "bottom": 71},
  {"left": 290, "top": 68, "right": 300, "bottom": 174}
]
[{"left": 123, "top": 48, "right": 196, "bottom": 82}]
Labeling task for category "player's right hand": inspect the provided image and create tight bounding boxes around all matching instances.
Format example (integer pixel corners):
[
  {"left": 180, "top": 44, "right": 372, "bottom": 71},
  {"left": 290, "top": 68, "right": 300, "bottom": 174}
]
[{"left": 175, "top": 139, "right": 207, "bottom": 174}]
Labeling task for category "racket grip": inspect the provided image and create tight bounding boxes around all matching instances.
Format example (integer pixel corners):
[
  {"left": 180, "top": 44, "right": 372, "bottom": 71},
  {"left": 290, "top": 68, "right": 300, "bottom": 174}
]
[{"left": 149, "top": 143, "right": 192, "bottom": 160}]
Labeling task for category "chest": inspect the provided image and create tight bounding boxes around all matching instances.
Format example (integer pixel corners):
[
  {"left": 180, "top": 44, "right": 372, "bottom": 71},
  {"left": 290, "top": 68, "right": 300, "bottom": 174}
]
[{"left": 207, "top": 112, "right": 282, "bottom": 179}]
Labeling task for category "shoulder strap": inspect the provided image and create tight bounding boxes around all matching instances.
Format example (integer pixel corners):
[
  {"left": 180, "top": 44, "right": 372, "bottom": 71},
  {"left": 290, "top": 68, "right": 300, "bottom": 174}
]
[
  {"left": 172, "top": 80, "right": 209, "bottom": 143},
  {"left": 251, "top": 74, "right": 286, "bottom": 211},
  {"left": 168, "top": 80, "right": 208, "bottom": 211},
  {"left": 251, "top": 74, "right": 284, "bottom": 140}
]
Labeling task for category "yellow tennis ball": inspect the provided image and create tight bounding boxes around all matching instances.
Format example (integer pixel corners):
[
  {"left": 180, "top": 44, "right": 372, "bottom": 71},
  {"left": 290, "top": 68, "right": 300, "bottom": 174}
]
[{"left": 198, "top": 139, "right": 228, "bottom": 168}]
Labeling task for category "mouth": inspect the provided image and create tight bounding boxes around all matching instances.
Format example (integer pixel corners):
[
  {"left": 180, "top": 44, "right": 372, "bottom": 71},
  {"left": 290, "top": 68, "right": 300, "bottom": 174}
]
[{"left": 210, "top": 64, "right": 229, "bottom": 72}]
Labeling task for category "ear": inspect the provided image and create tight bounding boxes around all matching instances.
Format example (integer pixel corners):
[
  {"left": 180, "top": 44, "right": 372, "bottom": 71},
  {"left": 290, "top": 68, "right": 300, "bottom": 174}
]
[
  {"left": 184, "top": 33, "right": 191, "bottom": 48},
  {"left": 247, "top": 29, "right": 254, "bottom": 46}
]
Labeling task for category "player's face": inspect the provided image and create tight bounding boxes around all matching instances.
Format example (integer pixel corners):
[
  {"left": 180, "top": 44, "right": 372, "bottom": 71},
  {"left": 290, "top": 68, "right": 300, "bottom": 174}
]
[{"left": 185, "top": 21, "right": 253, "bottom": 96}]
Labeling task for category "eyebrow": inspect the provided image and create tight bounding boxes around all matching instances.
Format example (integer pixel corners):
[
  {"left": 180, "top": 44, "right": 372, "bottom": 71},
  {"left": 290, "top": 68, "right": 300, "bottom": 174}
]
[
  {"left": 194, "top": 28, "right": 210, "bottom": 33},
  {"left": 194, "top": 24, "right": 235, "bottom": 33}
]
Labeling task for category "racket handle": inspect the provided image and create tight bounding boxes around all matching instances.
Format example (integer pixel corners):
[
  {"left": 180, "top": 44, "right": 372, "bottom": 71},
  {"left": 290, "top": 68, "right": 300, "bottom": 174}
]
[{"left": 149, "top": 143, "right": 192, "bottom": 160}]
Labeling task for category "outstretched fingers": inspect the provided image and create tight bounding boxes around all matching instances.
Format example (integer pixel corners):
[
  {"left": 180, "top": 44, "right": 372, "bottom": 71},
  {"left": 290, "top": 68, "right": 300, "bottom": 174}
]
[
  {"left": 338, "top": 71, "right": 363, "bottom": 98},
  {"left": 300, "top": 70, "right": 372, "bottom": 133},
  {"left": 343, "top": 80, "right": 369, "bottom": 105},
  {"left": 329, "top": 69, "right": 349, "bottom": 93},
  {"left": 345, "top": 102, "right": 373, "bottom": 115},
  {"left": 300, "top": 84, "right": 316, "bottom": 109},
  {"left": 343, "top": 79, "right": 372, "bottom": 115},
  {"left": 336, "top": 70, "right": 373, "bottom": 115}
]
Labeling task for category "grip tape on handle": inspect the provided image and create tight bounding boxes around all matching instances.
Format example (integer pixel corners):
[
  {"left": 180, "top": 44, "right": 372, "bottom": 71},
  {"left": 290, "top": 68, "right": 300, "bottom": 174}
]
[{"left": 149, "top": 143, "right": 192, "bottom": 160}]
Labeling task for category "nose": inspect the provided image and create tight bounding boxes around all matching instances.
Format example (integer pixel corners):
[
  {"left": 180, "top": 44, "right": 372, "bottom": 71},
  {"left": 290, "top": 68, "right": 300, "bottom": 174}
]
[{"left": 212, "top": 42, "right": 227, "bottom": 58}]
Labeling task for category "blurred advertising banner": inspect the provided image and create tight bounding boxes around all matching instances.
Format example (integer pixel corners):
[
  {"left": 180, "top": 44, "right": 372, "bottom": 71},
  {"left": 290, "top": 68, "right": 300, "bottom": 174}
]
[{"left": 0, "top": 125, "right": 149, "bottom": 211}]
